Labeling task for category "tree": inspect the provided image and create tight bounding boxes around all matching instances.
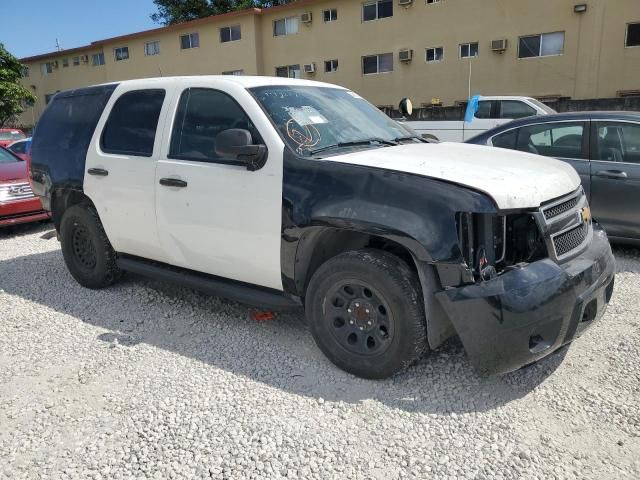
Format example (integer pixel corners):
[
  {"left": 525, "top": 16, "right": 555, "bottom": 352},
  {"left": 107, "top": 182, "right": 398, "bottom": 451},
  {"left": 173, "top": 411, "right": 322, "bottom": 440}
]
[
  {"left": 0, "top": 44, "right": 36, "bottom": 128},
  {"left": 151, "top": 0, "right": 293, "bottom": 25}
]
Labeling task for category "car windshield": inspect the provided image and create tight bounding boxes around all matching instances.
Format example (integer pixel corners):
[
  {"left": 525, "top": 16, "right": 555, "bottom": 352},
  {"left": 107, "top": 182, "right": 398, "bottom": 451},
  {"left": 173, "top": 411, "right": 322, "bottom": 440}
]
[
  {"left": 250, "top": 86, "right": 411, "bottom": 156},
  {"left": 0, "top": 148, "right": 20, "bottom": 163},
  {"left": 0, "top": 131, "right": 25, "bottom": 141}
]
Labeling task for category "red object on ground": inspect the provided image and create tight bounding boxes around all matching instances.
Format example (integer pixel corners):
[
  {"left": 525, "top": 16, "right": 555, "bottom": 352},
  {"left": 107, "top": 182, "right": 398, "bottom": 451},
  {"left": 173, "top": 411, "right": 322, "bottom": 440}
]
[
  {"left": 250, "top": 311, "right": 276, "bottom": 322},
  {"left": 0, "top": 146, "right": 50, "bottom": 227}
]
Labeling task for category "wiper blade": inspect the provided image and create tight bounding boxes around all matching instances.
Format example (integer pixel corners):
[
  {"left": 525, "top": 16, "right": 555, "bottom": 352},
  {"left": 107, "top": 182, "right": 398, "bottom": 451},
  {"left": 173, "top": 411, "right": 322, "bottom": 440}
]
[
  {"left": 308, "top": 138, "right": 398, "bottom": 156},
  {"left": 394, "top": 135, "right": 428, "bottom": 143}
]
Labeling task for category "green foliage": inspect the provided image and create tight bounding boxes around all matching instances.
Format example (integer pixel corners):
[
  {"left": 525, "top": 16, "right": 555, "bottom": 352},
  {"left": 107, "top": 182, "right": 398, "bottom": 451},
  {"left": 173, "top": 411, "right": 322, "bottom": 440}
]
[
  {"left": 0, "top": 43, "right": 36, "bottom": 128},
  {"left": 151, "top": 0, "right": 292, "bottom": 25}
]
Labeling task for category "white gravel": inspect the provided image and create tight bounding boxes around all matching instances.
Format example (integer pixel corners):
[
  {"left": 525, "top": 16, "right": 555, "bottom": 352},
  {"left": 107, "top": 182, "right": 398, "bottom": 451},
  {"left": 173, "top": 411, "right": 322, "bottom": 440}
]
[{"left": 1, "top": 222, "right": 639, "bottom": 479}]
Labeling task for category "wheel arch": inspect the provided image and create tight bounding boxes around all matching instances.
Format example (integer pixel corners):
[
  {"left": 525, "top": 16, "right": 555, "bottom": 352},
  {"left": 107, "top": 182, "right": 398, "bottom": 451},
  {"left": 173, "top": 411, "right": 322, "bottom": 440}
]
[
  {"left": 290, "top": 225, "right": 456, "bottom": 350},
  {"left": 50, "top": 188, "right": 97, "bottom": 231}
]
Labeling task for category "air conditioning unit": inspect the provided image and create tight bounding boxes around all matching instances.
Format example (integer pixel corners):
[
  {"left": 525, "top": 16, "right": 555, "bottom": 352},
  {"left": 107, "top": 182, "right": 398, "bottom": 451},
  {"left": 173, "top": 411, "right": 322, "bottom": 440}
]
[
  {"left": 303, "top": 63, "right": 316, "bottom": 74},
  {"left": 399, "top": 49, "right": 413, "bottom": 62},
  {"left": 491, "top": 39, "right": 508, "bottom": 52},
  {"left": 398, "top": 0, "right": 414, "bottom": 6},
  {"left": 81, "top": 55, "right": 89, "bottom": 63},
  {"left": 301, "top": 12, "right": 312, "bottom": 23}
]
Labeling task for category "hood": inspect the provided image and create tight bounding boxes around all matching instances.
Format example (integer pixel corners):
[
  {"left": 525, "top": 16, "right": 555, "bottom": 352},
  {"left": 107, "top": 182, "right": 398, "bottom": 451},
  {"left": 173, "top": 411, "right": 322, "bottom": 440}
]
[
  {"left": 0, "top": 160, "right": 28, "bottom": 182},
  {"left": 324, "top": 142, "right": 580, "bottom": 210}
]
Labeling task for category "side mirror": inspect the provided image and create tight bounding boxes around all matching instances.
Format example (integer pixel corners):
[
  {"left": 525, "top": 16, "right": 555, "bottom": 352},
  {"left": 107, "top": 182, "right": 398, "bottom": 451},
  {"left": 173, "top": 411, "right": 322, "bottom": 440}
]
[
  {"left": 215, "top": 128, "right": 267, "bottom": 171},
  {"left": 399, "top": 97, "right": 413, "bottom": 117}
]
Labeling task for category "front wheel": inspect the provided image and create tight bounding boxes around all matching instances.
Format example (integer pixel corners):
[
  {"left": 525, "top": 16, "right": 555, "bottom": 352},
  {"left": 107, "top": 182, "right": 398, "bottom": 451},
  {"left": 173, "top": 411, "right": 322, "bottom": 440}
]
[
  {"left": 305, "top": 249, "right": 427, "bottom": 379},
  {"left": 60, "top": 204, "right": 122, "bottom": 289}
]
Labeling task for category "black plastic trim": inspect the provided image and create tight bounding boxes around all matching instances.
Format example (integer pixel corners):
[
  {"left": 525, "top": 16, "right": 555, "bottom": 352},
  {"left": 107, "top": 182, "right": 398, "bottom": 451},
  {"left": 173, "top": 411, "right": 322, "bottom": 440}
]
[{"left": 116, "top": 255, "right": 302, "bottom": 310}]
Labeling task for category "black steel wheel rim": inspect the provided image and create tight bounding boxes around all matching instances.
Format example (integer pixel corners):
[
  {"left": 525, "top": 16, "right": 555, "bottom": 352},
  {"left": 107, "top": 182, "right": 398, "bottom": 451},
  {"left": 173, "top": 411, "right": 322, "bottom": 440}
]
[
  {"left": 71, "top": 223, "right": 97, "bottom": 270},
  {"left": 323, "top": 280, "right": 394, "bottom": 356}
]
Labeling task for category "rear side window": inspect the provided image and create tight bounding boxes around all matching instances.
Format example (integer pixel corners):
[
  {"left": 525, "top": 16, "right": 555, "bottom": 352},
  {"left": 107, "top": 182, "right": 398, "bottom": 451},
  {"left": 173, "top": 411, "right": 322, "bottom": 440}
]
[
  {"left": 169, "top": 88, "right": 261, "bottom": 163},
  {"left": 499, "top": 100, "right": 537, "bottom": 119},
  {"left": 516, "top": 122, "right": 586, "bottom": 159},
  {"left": 9, "top": 141, "right": 26, "bottom": 155},
  {"left": 101, "top": 89, "right": 165, "bottom": 157},
  {"left": 474, "top": 100, "right": 494, "bottom": 119}
]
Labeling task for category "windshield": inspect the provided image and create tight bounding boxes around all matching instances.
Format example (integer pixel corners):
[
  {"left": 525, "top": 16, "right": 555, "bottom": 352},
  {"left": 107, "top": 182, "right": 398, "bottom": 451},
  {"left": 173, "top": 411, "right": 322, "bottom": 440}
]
[
  {"left": 250, "top": 86, "right": 410, "bottom": 156},
  {"left": 0, "top": 131, "right": 25, "bottom": 141},
  {"left": 0, "top": 148, "right": 20, "bottom": 163}
]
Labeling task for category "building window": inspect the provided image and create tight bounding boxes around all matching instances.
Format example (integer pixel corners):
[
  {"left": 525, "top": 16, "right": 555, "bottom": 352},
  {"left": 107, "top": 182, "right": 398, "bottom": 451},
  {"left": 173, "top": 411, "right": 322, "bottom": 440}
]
[
  {"left": 426, "top": 0, "right": 440, "bottom": 3},
  {"left": 275, "top": 65, "right": 301, "bottom": 78},
  {"left": 518, "top": 32, "right": 565, "bottom": 58},
  {"left": 222, "top": 70, "right": 244, "bottom": 76},
  {"left": 363, "top": 0, "right": 393, "bottom": 21},
  {"left": 324, "top": 59, "right": 339, "bottom": 73},
  {"left": 459, "top": 42, "right": 479, "bottom": 58},
  {"left": 626, "top": 23, "right": 640, "bottom": 47},
  {"left": 101, "top": 89, "right": 166, "bottom": 157},
  {"left": 180, "top": 33, "right": 200, "bottom": 50},
  {"left": 40, "top": 62, "right": 53, "bottom": 75},
  {"left": 73, "top": 56, "right": 80, "bottom": 66},
  {"left": 324, "top": 8, "right": 338, "bottom": 22},
  {"left": 92, "top": 53, "right": 105, "bottom": 66},
  {"left": 114, "top": 47, "right": 129, "bottom": 62},
  {"left": 145, "top": 41, "right": 161, "bottom": 56},
  {"left": 362, "top": 53, "right": 393, "bottom": 74},
  {"left": 22, "top": 66, "right": 29, "bottom": 77},
  {"left": 62, "top": 58, "right": 69, "bottom": 68},
  {"left": 220, "top": 25, "right": 241, "bottom": 43},
  {"left": 426, "top": 47, "right": 444, "bottom": 62},
  {"left": 274, "top": 16, "right": 299, "bottom": 36}
]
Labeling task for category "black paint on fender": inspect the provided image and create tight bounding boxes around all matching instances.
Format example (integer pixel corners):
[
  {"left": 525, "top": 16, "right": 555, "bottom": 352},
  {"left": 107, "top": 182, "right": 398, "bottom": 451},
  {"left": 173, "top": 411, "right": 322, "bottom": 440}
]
[
  {"left": 279, "top": 147, "right": 498, "bottom": 297},
  {"left": 31, "top": 84, "right": 118, "bottom": 211}
]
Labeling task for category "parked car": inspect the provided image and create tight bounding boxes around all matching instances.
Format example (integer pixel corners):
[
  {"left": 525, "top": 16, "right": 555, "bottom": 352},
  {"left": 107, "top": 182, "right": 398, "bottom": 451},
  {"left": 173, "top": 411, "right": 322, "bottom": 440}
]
[
  {"left": 466, "top": 111, "right": 640, "bottom": 245},
  {"left": 0, "top": 146, "right": 49, "bottom": 227},
  {"left": 404, "top": 96, "right": 555, "bottom": 142},
  {"left": 7, "top": 137, "right": 32, "bottom": 165},
  {"left": 31, "top": 77, "right": 614, "bottom": 379},
  {"left": 0, "top": 128, "right": 26, "bottom": 148}
]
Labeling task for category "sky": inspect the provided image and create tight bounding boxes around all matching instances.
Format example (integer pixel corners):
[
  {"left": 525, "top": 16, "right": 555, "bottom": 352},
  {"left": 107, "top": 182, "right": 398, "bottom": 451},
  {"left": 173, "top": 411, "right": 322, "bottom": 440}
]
[{"left": 1, "top": 0, "right": 158, "bottom": 58}]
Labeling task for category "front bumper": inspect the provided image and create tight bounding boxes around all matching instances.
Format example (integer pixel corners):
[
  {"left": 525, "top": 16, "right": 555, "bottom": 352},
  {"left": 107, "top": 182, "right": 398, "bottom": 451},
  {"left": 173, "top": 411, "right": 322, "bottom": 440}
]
[
  {"left": 0, "top": 198, "right": 50, "bottom": 227},
  {"left": 435, "top": 225, "right": 615, "bottom": 375}
]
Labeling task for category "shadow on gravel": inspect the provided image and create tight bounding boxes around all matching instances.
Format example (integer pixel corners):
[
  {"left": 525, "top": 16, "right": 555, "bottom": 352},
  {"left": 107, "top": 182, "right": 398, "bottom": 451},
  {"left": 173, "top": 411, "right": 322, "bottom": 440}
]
[
  {"left": 611, "top": 244, "right": 640, "bottom": 274},
  {"left": 0, "top": 249, "right": 571, "bottom": 415},
  {"left": 0, "top": 221, "right": 52, "bottom": 239}
]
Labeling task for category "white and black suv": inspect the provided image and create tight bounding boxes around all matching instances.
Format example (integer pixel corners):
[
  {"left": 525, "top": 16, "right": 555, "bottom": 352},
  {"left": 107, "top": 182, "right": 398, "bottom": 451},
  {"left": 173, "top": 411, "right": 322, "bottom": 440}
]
[{"left": 31, "top": 76, "right": 615, "bottom": 379}]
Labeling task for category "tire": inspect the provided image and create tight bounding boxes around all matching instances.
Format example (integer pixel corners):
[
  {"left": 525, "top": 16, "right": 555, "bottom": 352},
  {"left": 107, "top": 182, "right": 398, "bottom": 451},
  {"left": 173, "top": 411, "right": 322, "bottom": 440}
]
[
  {"left": 59, "top": 204, "right": 122, "bottom": 289},
  {"left": 305, "top": 249, "right": 427, "bottom": 379}
]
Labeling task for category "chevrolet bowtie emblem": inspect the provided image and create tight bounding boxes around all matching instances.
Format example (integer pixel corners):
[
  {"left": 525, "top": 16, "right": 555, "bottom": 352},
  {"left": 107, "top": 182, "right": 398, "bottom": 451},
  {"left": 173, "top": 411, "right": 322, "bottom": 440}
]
[{"left": 581, "top": 207, "right": 592, "bottom": 223}]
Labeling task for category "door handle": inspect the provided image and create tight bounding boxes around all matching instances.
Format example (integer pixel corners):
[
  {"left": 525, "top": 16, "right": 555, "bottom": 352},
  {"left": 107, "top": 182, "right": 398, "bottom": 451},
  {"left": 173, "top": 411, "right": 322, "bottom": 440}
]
[
  {"left": 595, "top": 170, "right": 628, "bottom": 180},
  {"left": 87, "top": 168, "right": 109, "bottom": 176},
  {"left": 159, "top": 177, "right": 188, "bottom": 188}
]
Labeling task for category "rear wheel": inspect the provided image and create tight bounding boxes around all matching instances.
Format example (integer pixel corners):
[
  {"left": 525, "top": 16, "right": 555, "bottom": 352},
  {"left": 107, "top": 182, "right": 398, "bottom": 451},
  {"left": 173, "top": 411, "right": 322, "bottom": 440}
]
[
  {"left": 305, "top": 249, "right": 427, "bottom": 379},
  {"left": 60, "top": 204, "right": 121, "bottom": 289}
]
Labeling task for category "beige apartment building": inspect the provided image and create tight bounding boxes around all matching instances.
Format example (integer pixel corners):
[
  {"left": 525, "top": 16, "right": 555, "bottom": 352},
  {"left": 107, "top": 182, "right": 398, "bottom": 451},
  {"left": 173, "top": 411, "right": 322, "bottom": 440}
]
[{"left": 18, "top": 0, "right": 640, "bottom": 126}]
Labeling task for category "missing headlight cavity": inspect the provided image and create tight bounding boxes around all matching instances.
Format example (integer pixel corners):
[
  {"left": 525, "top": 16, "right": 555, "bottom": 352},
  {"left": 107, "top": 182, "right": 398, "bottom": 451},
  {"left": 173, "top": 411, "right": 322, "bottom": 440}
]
[{"left": 456, "top": 212, "right": 547, "bottom": 281}]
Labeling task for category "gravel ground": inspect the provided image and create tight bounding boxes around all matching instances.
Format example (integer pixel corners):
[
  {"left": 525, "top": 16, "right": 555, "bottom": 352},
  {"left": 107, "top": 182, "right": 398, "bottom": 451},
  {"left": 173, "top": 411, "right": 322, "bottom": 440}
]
[{"left": 1, "top": 222, "right": 639, "bottom": 480}]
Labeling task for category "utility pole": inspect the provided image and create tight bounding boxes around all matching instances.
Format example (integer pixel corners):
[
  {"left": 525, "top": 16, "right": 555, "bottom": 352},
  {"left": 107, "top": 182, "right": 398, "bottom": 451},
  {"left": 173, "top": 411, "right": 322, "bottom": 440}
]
[{"left": 55, "top": 39, "right": 62, "bottom": 51}]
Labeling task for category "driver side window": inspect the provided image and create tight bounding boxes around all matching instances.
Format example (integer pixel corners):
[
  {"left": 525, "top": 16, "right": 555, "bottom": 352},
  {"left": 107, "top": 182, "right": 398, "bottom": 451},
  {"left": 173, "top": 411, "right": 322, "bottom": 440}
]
[{"left": 169, "top": 88, "right": 261, "bottom": 163}]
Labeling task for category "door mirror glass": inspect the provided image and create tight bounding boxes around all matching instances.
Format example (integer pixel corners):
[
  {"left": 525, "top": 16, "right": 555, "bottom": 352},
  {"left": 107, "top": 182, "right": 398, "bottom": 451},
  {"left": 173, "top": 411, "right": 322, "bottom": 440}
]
[{"left": 215, "top": 129, "right": 267, "bottom": 171}]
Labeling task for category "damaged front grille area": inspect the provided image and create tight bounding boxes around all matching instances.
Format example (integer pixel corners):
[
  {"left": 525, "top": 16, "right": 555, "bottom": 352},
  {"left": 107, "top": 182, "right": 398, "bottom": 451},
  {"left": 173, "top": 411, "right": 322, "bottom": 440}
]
[
  {"left": 553, "top": 222, "right": 589, "bottom": 257},
  {"left": 543, "top": 196, "right": 579, "bottom": 220}
]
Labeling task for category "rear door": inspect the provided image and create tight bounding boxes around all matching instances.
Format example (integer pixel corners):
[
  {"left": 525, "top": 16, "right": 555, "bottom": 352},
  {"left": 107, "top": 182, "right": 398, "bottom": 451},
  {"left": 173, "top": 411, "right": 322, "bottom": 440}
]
[
  {"left": 590, "top": 120, "right": 640, "bottom": 239},
  {"left": 490, "top": 121, "right": 591, "bottom": 197},
  {"left": 84, "top": 83, "right": 173, "bottom": 262},
  {"left": 154, "top": 80, "right": 284, "bottom": 290}
]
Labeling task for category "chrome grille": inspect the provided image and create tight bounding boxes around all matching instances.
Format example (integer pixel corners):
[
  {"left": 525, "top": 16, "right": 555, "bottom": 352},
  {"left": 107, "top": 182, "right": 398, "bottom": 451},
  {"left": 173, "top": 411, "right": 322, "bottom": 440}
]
[
  {"left": 553, "top": 222, "right": 589, "bottom": 257},
  {"left": 543, "top": 196, "right": 579, "bottom": 220},
  {"left": 0, "top": 182, "right": 34, "bottom": 201}
]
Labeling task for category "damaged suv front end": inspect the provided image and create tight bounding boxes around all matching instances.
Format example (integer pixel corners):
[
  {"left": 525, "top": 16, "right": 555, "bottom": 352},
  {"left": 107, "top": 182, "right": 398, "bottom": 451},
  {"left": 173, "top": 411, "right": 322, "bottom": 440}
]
[{"left": 435, "top": 187, "right": 615, "bottom": 375}]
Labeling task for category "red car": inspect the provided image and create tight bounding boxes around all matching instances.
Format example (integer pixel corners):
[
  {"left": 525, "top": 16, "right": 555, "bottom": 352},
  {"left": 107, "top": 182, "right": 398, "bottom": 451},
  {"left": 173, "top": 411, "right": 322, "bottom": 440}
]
[
  {"left": 0, "top": 146, "right": 50, "bottom": 227},
  {"left": 0, "top": 128, "right": 26, "bottom": 148}
]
